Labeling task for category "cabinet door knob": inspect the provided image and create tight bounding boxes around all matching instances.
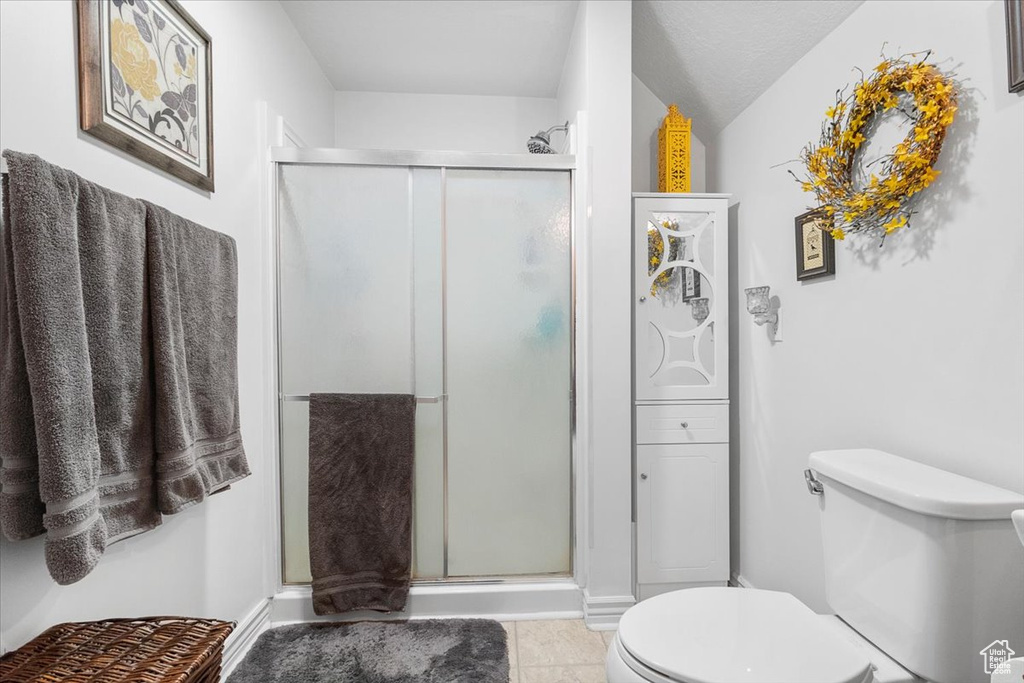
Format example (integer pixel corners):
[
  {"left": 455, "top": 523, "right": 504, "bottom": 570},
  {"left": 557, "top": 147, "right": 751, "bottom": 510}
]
[
  {"left": 680, "top": 422, "right": 689, "bottom": 429},
  {"left": 639, "top": 296, "right": 647, "bottom": 303},
  {"left": 640, "top": 473, "right": 648, "bottom": 480}
]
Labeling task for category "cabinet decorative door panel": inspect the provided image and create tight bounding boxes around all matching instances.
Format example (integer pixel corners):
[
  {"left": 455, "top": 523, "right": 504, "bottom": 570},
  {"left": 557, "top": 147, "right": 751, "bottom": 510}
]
[
  {"left": 634, "top": 197, "right": 728, "bottom": 401},
  {"left": 636, "top": 443, "right": 729, "bottom": 584}
]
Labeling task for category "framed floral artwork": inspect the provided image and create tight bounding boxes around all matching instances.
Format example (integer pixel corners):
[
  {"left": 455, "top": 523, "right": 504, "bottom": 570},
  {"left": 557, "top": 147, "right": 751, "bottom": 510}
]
[{"left": 77, "top": 0, "right": 214, "bottom": 191}]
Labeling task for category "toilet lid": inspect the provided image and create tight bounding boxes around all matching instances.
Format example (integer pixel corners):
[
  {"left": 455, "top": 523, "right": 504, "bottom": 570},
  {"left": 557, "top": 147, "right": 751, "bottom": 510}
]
[{"left": 617, "top": 588, "right": 872, "bottom": 683}]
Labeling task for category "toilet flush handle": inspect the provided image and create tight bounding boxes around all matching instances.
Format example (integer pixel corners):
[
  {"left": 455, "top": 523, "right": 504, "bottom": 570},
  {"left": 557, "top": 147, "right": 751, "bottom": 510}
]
[{"left": 804, "top": 469, "right": 824, "bottom": 496}]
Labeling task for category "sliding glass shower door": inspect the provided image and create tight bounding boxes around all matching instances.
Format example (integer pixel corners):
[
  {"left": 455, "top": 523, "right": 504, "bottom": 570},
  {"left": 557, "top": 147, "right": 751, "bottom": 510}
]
[
  {"left": 445, "top": 170, "right": 572, "bottom": 576},
  {"left": 277, "top": 160, "right": 571, "bottom": 583}
]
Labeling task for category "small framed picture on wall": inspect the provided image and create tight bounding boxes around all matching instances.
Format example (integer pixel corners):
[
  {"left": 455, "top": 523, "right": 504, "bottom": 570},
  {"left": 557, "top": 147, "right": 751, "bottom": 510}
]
[{"left": 795, "top": 209, "right": 836, "bottom": 281}]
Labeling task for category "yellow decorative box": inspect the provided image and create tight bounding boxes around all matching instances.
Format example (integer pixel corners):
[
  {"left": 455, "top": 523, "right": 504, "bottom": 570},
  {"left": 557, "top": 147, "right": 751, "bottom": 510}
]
[{"left": 658, "top": 104, "right": 692, "bottom": 193}]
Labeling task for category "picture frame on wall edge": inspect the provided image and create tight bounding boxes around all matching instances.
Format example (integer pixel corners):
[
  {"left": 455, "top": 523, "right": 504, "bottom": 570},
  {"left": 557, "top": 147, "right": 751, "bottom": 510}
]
[
  {"left": 1007, "top": 0, "right": 1024, "bottom": 93},
  {"left": 795, "top": 209, "right": 836, "bottom": 281},
  {"left": 77, "top": 0, "right": 215, "bottom": 191},
  {"left": 680, "top": 267, "right": 701, "bottom": 301}
]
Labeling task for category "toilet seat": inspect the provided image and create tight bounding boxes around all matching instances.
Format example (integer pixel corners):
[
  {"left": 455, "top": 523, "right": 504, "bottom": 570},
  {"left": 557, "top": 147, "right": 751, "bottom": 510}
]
[{"left": 616, "top": 587, "right": 873, "bottom": 683}]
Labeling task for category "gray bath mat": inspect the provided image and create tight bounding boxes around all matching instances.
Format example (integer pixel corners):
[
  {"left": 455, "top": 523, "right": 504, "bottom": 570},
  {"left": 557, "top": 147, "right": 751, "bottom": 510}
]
[{"left": 227, "top": 619, "right": 509, "bottom": 683}]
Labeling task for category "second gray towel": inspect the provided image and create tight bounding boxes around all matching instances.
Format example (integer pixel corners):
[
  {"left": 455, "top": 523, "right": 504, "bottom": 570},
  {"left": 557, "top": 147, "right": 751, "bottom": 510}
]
[
  {"left": 308, "top": 393, "right": 415, "bottom": 615},
  {"left": 144, "top": 201, "right": 250, "bottom": 513}
]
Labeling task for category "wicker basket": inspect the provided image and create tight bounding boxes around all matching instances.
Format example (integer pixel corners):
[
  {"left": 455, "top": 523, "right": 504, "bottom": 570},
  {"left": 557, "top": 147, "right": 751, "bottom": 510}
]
[{"left": 0, "top": 617, "right": 234, "bottom": 683}]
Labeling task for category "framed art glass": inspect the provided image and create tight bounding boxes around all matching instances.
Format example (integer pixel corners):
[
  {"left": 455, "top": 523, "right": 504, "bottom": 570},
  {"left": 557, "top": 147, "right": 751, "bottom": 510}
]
[
  {"left": 795, "top": 209, "right": 836, "bottom": 281},
  {"left": 77, "top": 0, "right": 214, "bottom": 191}
]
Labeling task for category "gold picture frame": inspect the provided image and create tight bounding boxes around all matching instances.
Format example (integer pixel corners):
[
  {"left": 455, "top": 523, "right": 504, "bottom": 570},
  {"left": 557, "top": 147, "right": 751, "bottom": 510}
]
[
  {"left": 77, "top": 0, "right": 214, "bottom": 191},
  {"left": 1007, "top": 0, "right": 1024, "bottom": 92},
  {"left": 795, "top": 209, "right": 836, "bottom": 281}
]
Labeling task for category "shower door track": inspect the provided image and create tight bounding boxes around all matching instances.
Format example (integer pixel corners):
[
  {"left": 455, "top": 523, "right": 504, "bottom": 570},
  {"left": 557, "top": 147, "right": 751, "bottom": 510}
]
[
  {"left": 270, "top": 147, "right": 575, "bottom": 171},
  {"left": 282, "top": 394, "right": 445, "bottom": 404},
  {"left": 270, "top": 147, "right": 577, "bottom": 588}
]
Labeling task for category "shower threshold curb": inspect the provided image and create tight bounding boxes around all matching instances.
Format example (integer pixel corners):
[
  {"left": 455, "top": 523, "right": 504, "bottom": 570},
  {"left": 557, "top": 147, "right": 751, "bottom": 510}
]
[{"left": 270, "top": 580, "right": 583, "bottom": 625}]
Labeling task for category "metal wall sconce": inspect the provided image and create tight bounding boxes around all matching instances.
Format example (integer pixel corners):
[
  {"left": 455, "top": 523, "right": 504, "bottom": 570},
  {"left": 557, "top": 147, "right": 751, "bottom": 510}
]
[{"left": 744, "top": 286, "right": 778, "bottom": 334}]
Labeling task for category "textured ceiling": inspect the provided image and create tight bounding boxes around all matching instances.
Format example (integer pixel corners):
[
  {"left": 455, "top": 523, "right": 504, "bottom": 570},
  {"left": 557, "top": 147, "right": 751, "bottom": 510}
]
[
  {"left": 282, "top": 0, "right": 579, "bottom": 98},
  {"left": 633, "top": 0, "right": 863, "bottom": 141}
]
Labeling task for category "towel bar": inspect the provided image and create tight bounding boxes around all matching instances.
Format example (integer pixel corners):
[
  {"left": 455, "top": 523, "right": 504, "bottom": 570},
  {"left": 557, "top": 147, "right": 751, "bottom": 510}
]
[{"left": 281, "top": 394, "right": 445, "bottom": 404}]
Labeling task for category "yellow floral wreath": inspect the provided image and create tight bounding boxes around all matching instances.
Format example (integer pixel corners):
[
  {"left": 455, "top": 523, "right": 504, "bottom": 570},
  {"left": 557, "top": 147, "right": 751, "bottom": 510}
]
[{"left": 795, "top": 52, "right": 958, "bottom": 243}]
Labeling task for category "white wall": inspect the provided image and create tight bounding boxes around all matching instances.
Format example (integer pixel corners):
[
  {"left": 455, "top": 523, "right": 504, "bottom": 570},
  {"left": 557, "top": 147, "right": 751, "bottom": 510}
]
[
  {"left": 556, "top": 0, "right": 592, "bottom": 597},
  {"left": 0, "top": 0, "right": 334, "bottom": 650},
  {"left": 557, "top": 0, "right": 635, "bottom": 618},
  {"left": 335, "top": 91, "right": 558, "bottom": 153},
  {"left": 709, "top": 0, "right": 1024, "bottom": 612},
  {"left": 631, "top": 74, "right": 706, "bottom": 193}
]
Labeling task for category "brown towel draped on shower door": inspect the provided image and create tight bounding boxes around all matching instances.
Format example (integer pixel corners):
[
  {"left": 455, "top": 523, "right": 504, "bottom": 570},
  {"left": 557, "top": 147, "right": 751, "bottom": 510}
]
[{"left": 307, "top": 393, "right": 415, "bottom": 615}]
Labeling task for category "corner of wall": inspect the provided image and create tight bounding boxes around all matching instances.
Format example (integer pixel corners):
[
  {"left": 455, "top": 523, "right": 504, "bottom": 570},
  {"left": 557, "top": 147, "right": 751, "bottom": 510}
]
[
  {"left": 582, "top": 589, "right": 636, "bottom": 630},
  {"left": 630, "top": 73, "right": 707, "bottom": 193},
  {"left": 221, "top": 598, "right": 273, "bottom": 678}
]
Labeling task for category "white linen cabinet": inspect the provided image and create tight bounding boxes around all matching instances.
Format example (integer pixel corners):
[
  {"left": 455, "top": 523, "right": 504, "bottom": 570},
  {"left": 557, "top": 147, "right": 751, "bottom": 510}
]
[{"left": 632, "top": 193, "right": 730, "bottom": 600}]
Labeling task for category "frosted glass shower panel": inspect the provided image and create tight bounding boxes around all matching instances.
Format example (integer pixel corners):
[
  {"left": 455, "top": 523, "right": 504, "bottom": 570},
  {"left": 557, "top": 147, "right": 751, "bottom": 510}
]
[
  {"left": 410, "top": 167, "right": 445, "bottom": 579},
  {"left": 445, "top": 170, "right": 572, "bottom": 577},
  {"left": 278, "top": 164, "right": 413, "bottom": 394},
  {"left": 280, "top": 400, "right": 312, "bottom": 583},
  {"left": 278, "top": 165, "right": 446, "bottom": 583}
]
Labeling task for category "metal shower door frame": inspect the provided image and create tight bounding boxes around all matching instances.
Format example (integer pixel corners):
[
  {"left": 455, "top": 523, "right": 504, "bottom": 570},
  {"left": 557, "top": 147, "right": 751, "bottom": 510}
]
[{"left": 269, "top": 147, "right": 578, "bottom": 587}]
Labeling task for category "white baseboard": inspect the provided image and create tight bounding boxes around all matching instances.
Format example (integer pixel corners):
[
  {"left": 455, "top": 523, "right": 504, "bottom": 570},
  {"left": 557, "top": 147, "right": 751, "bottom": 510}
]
[
  {"left": 636, "top": 581, "right": 727, "bottom": 602},
  {"left": 730, "top": 572, "right": 755, "bottom": 589},
  {"left": 221, "top": 598, "right": 272, "bottom": 678},
  {"left": 271, "top": 580, "right": 583, "bottom": 626},
  {"left": 581, "top": 590, "right": 635, "bottom": 630}
]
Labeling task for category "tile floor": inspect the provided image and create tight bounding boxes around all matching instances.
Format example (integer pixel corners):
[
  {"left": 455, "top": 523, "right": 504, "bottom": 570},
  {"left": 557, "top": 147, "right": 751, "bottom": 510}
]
[{"left": 502, "top": 619, "right": 615, "bottom": 683}]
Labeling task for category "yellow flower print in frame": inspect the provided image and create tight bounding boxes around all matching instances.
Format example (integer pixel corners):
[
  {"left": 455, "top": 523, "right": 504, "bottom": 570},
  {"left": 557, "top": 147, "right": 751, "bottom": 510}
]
[
  {"left": 110, "top": 19, "right": 160, "bottom": 101},
  {"left": 106, "top": 0, "right": 201, "bottom": 161},
  {"left": 77, "top": 0, "right": 214, "bottom": 191}
]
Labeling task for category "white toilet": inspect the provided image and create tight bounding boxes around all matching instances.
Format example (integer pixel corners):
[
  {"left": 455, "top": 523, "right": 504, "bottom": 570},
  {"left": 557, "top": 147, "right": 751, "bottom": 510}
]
[{"left": 606, "top": 449, "right": 1024, "bottom": 683}]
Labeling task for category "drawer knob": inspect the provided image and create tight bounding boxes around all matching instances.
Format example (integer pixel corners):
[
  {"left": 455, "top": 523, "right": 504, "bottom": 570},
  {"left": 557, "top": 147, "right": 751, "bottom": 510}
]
[
  {"left": 640, "top": 473, "right": 648, "bottom": 480},
  {"left": 680, "top": 421, "right": 689, "bottom": 429}
]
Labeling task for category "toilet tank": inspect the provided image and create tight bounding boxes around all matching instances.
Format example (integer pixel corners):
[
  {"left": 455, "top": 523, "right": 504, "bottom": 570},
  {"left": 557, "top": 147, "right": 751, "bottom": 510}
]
[{"left": 809, "top": 449, "right": 1024, "bottom": 683}]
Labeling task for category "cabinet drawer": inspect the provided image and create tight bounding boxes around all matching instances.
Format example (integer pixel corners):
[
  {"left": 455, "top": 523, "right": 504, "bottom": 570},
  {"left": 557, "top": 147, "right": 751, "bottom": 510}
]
[{"left": 636, "top": 404, "right": 729, "bottom": 444}]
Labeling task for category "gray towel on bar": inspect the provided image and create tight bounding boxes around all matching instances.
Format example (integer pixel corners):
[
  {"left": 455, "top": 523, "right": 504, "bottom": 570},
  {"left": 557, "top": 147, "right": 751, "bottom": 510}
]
[
  {"left": 0, "top": 150, "right": 160, "bottom": 584},
  {"left": 308, "top": 393, "right": 415, "bottom": 615},
  {"left": 144, "top": 201, "right": 250, "bottom": 513},
  {"left": 0, "top": 172, "right": 43, "bottom": 541}
]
